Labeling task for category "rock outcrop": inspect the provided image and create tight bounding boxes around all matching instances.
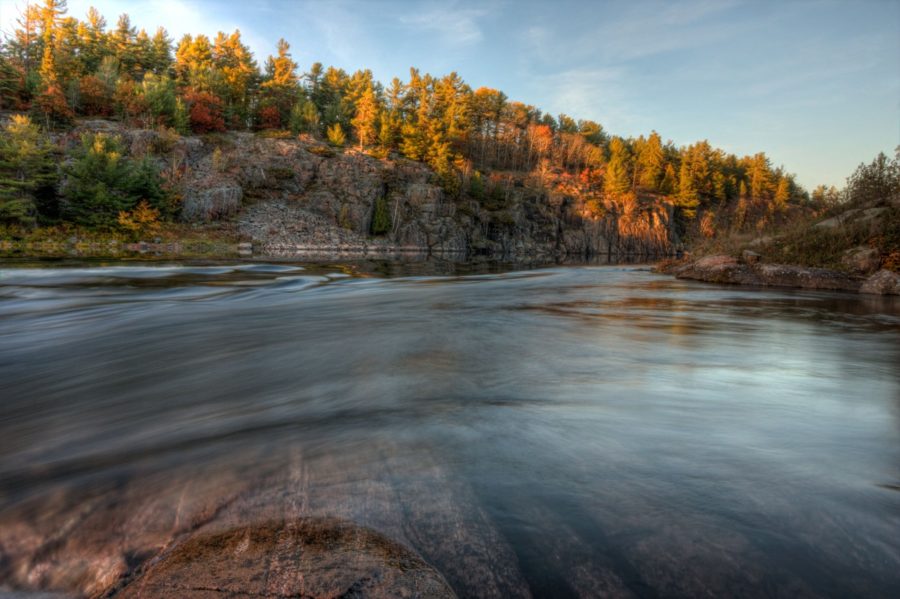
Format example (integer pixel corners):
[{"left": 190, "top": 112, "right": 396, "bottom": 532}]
[
  {"left": 661, "top": 255, "right": 866, "bottom": 292},
  {"left": 860, "top": 269, "right": 900, "bottom": 295},
  {"left": 841, "top": 245, "right": 881, "bottom": 274},
  {"left": 73, "top": 125, "right": 675, "bottom": 260}
]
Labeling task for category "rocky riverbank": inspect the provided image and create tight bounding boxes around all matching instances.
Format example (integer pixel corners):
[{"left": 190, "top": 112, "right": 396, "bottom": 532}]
[{"left": 658, "top": 254, "right": 900, "bottom": 295}]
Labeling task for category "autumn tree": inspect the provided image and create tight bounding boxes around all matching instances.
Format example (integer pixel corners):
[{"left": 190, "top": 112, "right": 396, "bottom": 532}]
[
  {"left": 351, "top": 83, "right": 379, "bottom": 149},
  {"left": 636, "top": 131, "right": 665, "bottom": 189},
  {"left": 605, "top": 137, "right": 633, "bottom": 197},
  {"left": 184, "top": 89, "right": 225, "bottom": 133},
  {"left": 213, "top": 30, "right": 258, "bottom": 126},
  {"left": 326, "top": 123, "right": 345, "bottom": 147},
  {"left": 260, "top": 38, "right": 298, "bottom": 124},
  {"left": 174, "top": 34, "right": 216, "bottom": 91}
]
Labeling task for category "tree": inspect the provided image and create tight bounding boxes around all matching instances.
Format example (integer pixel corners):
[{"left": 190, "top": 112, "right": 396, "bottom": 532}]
[
  {"left": 184, "top": 89, "right": 225, "bottom": 133},
  {"left": 577, "top": 119, "right": 606, "bottom": 146},
  {"left": 260, "top": 38, "right": 298, "bottom": 122},
  {"left": 747, "top": 152, "right": 773, "bottom": 199},
  {"left": 326, "top": 123, "right": 345, "bottom": 147},
  {"left": 174, "top": 34, "right": 215, "bottom": 90},
  {"left": 263, "top": 38, "right": 298, "bottom": 89},
  {"left": 677, "top": 159, "right": 700, "bottom": 218},
  {"left": 774, "top": 176, "right": 791, "bottom": 210},
  {"left": 660, "top": 163, "right": 677, "bottom": 195},
  {"left": 142, "top": 73, "right": 177, "bottom": 125},
  {"left": 0, "top": 115, "right": 57, "bottom": 225},
  {"left": 304, "top": 62, "right": 324, "bottom": 108},
  {"left": 150, "top": 27, "right": 173, "bottom": 75},
  {"left": 32, "top": 82, "right": 73, "bottom": 127},
  {"left": 39, "top": 0, "right": 69, "bottom": 84},
  {"left": 637, "top": 131, "right": 665, "bottom": 189},
  {"left": 60, "top": 133, "right": 168, "bottom": 227},
  {"left": 845, "top": 150, "right": 900, "bottom": 207},
  {"left": 351, "top": 84, "right": 379, "bottom": 149},
  {"left": 605, "top": 137, "right": 632, "bottom": 197},
  {"left": 111, "top": 13, "right": 138, "bottom": 78},
  {"left": 213, "top": 30, "right": 258, "bottom": 126}
]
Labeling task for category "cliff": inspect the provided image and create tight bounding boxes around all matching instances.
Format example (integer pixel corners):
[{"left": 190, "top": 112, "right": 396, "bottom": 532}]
[{"left": 65, "top": 122, "right": 679, "bottom": 260}]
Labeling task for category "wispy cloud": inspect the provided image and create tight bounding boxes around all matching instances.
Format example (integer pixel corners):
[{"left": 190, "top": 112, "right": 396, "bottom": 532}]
[
  {"left": 398, "top": 1, "right": 494, "bottom": 46},
  {"left": 528, "top": 66, "right": 639, "bottom": 131},
  {"left": 519, "top": 0, "right": 742, "bottom": 67}
]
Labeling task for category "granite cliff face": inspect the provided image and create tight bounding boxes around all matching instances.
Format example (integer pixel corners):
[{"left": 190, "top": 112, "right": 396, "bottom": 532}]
[{"left": 65, "top": 123, "right": 680, "bottom": 259}]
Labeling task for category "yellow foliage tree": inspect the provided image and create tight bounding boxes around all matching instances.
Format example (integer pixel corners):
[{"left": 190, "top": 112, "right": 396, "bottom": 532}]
[{"left": 118, "top": 199, "right": 160, "bottom": 238}]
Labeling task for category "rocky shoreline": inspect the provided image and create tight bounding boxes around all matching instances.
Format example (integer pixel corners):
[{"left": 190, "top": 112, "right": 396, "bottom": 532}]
[{"left": 658, "top": 254, "right": 900, "bottom": 295}]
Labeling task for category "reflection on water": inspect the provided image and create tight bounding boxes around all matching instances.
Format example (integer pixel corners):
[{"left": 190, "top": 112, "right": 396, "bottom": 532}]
[{"left": 0, "top": 261, "right": 899, "bottom": 598}]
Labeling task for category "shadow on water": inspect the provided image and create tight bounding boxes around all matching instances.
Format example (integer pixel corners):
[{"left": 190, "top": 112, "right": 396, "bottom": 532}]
[{"left": 0, "top": 259, "right": 899, "bottom": 597}]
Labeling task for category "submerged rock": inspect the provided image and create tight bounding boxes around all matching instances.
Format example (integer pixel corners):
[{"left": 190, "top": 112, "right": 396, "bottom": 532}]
[{"left": 117, "top": 519, "right": 457, "bottom": 598}]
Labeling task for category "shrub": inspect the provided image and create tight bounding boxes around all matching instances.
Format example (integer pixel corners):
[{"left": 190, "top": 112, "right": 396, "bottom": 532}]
[
  {"left": 370, "top": 196, "right": 391, "bottom": 235},
  {"left": 60, "top": 133, "right": 171, "bottom": 228},
  {"left": 184, "top": 90, "right": 225, "bottom": 133},
  {"left": 32, "top": 83, "right": 74, "bottom": 128},
  {"left": 118, "top": 200, "right": 160, "bottom": 238},
  {"left": 142, "top": 73, "right": 177, "bottom": 126},
  {"left": 79, "top": 75, "right": 112, "bottom": 116},
  {"left": 258, "top": 104, "right": 281, "bottom": 130},
  {"left": 114, "top": 78, "right": 150, "bottom": 124},
  {"left": 151, "top": 126, "right": 181, "bottom": 154},
  {"left": 256, "top": 129, "right": 292, "bottom": 139},
  {"left": 173, "top": 98, "right": 190, "bottom": 134},
  {"left": 211, "top": 147, "right": 228, "bottom": 172},
  {"left": 326, "top": 123, "right": 345, "bottom": 147},
  {"left": 306, "top": 145, "right": 334, "bottom": 158}
]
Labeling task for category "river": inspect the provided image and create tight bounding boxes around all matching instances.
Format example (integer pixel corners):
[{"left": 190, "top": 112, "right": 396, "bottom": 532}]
[{"left": 0, "top": 261, "right": 898, "bottom": 598}]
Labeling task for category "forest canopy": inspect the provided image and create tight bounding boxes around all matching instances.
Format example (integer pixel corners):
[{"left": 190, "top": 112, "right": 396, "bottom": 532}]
[{"left": 0, "top": 0, "right": 848, "bottom": 232}]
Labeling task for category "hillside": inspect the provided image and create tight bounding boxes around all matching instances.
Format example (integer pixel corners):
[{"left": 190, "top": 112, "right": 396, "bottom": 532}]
[
  {"left": 1, "top": 1, "right": 829, "bottom": 260},
  {"left": 25, "top": 119, "right": 680, "bottom": 260}
]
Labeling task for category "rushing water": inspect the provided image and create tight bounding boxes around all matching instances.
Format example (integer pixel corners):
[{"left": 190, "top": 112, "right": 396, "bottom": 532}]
[{"left": 0, "top": 261, "right": 899, "bottom": 598}]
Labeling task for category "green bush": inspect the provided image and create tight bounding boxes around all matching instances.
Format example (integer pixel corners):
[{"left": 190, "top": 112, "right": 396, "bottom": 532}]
[
  {"left": 370, "top": 196, "right": 391, "bottom": 235},
  {"left": 60, "top": 133, "right": 172, "bottom": 228}
]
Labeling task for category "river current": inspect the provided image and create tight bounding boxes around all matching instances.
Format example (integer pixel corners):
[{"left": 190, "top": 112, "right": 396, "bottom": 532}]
[{"left": 0, "top": 261, "right": 898, "bottom": 597}]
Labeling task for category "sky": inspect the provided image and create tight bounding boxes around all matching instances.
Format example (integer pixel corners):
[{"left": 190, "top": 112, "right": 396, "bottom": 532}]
[{"left": 1, "top": 0, "right": 898, "bottom": 189}]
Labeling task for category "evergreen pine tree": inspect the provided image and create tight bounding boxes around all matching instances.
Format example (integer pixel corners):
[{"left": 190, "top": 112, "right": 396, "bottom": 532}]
[{"left": 0, "top": 115, "right": 57, "bottom": 225}]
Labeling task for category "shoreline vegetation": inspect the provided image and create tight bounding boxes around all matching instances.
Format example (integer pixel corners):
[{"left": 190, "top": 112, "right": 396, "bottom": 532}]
[{"left": 0, "top": 1, "right": 897, "bottom": 292}]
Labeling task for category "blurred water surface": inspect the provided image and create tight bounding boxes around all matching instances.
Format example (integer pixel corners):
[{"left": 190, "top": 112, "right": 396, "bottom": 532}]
[{"left": 0, "top": 262, "right": 899, "bottom": 597}]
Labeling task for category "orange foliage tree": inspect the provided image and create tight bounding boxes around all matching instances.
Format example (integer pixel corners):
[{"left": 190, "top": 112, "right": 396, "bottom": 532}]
[
  {"left": 33, "top": 83, "right": 73, "bottom": 127},
  {"left": 257, "top": 103, "right": 281, "bottom": 130},
  {"left": 184, "top": 90, "right": 225, "bottom": 133},
  {"left": 79, "top": 75, "right": 112, "bottom": 116}
]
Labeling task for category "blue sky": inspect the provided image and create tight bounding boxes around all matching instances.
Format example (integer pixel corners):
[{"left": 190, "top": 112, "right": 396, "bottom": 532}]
[{"left": 1, "top": 0, "right": 898, "bottom": 188}]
